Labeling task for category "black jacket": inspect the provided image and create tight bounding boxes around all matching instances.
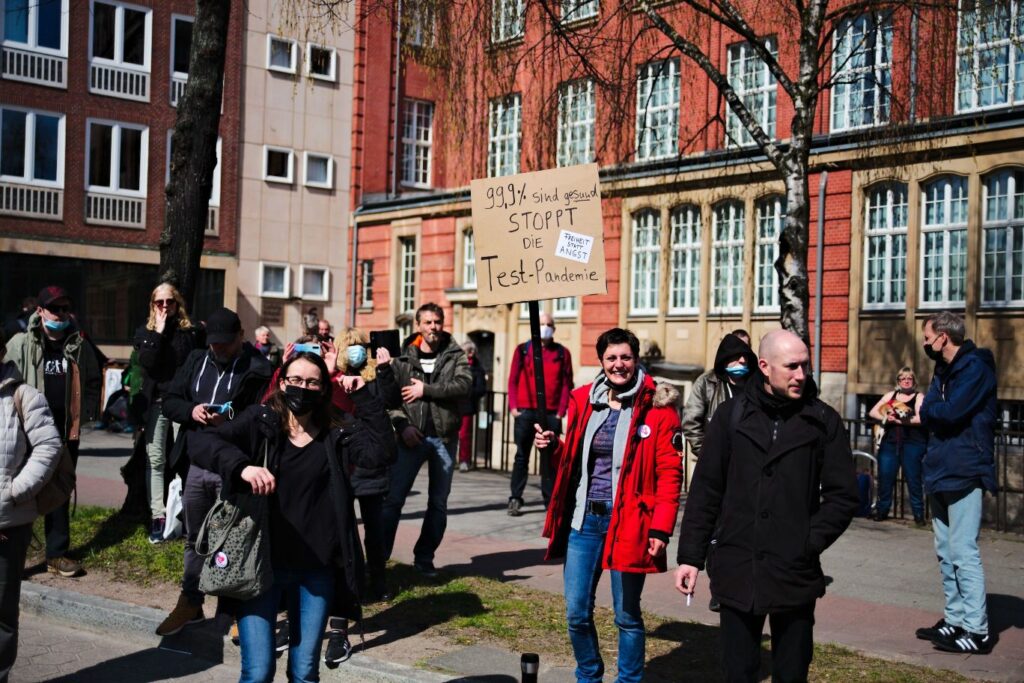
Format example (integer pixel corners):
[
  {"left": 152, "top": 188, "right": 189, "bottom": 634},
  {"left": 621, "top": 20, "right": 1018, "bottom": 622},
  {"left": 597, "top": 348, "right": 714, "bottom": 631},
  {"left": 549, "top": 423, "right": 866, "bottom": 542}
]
[
  {"left": 133, "top": 322, "right": 201, "bottom": 401},
  {"left": 162, "top": 343, "right": 273, "bottom": 470},
  {"left": 345, "top": 362, "right": 401, "bottom": 497},
  {"left": 189, "top": 388, "right": 392, "bottom": 621},
  {"left": 676, "top": 379, "right": 859, "bottom": 613}
]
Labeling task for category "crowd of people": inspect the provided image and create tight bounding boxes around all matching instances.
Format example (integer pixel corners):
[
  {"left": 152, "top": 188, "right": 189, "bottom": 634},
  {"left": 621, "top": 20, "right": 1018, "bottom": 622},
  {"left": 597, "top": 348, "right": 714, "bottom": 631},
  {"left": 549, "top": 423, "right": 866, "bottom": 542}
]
[{"left": 0, "top": 284, "right": 1001, "bottom": 682}]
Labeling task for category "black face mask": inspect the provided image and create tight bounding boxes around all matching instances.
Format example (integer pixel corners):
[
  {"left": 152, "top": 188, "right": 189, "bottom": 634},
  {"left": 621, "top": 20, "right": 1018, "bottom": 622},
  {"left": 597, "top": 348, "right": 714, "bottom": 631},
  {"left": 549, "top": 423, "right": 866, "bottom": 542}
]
[
  {"left": 923, "top": 340, "right": 944, "bottom": 362},
  {"left": 283, "top": 385, "right": 320, "bottom": 416}
]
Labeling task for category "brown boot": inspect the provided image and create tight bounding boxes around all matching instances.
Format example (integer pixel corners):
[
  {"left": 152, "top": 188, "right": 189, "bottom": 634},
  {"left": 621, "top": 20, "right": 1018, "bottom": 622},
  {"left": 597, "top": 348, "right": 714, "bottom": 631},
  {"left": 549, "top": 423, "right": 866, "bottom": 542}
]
[{"left": 156, "top": 594, "right": 204, "bottom": 636}]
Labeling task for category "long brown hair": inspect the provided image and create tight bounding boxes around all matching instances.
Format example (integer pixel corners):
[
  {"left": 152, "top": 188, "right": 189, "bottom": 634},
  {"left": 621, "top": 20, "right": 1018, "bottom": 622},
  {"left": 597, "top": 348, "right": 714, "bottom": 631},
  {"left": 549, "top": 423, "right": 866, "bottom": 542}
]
[
  {"left": 264, "top": 352, "right": 343, "bottom": 433},
  {"left": 146, "top": 283, "right": 193, "bottom": 332}
]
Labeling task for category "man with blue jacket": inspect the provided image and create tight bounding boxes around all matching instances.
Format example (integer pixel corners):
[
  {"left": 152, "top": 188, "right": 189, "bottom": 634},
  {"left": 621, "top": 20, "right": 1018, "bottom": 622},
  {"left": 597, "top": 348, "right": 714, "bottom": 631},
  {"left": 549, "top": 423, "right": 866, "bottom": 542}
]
[{"left": 916, "top": 311, "right": 997, "bottom": 655}]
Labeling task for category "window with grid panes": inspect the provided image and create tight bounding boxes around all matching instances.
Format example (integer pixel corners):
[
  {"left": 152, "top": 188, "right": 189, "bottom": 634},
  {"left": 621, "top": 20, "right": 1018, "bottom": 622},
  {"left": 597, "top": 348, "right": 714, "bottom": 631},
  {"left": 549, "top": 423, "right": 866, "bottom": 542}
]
[
  {"left": 755, "top": 196, "right": 784, "bottom": 312},
  {"left": 492, "top": 0, "right": 524, "bottom": 43},
  {"left": 956, "top": 0, "right": 1024, "bottom": 111},
  {"left": 669, "top": 205, "right": 700, "bottom": 314},
  {"left": 635, "top": 59, "right": 679, "bottom": 160},
  {"left": 402, "top": 99, "right": 433, "bottom": 187},
  {"left": 488, "top": 94, "right": 521, "bottom": 177},
  {"left": 399, "top": 237, "right": 417, "bottom": 313},
  {"left": 864, "top": 182, "right": 908, "bottom": 307},
  {"left": 832, "top": 13, "right": 893, "bottom": 130},
  {"left": 726, "top": 39, "right": 776, "bottom": 146},
  {"left": 553, "top": 297, "right": 578, "bottom": 317},
  {"left": 463, "top": 229, "right": 477, "bottom": 288},
  {"left": 630, "top": 210, "right": 661, "bottom": 314},
  {"left": 561, "top": 0, "right": 598, "bottom": 22},
  {"left": 711, "top": 201, "right": 745, "bottom": 313},
  {"left": 982, "top": 168, "right": 1024, "bottom": 304},
  {"left": 557, "top": 80, "right": 595, "bottom": 167},
  {"left": 360, "top": 260, "right": 373, "bottom": 308},
  {"left": 921, "top": 176, "right": 968, "bottom": 306}
]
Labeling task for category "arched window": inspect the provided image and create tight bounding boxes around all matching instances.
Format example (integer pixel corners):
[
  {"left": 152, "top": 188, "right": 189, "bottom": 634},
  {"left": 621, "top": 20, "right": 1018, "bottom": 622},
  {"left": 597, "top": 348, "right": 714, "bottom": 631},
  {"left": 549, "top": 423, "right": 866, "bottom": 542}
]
[
  {"left": 982, "top": 168, "right": 1024, "bottom": 304},
  {"left": 920, "top": 176, "right": 968, "bottom": 305},
  {"left": 669, "top": 205, "right": 701, "bottom": 314},
  {"left": 630, "top": 209, "right": 661, "bottom": 314},
  {"left": 711, "top": 200, "right": 745, "bottom": 313},
  {"left": 864, "top": 182, "right": 908, "bottom": 307}
]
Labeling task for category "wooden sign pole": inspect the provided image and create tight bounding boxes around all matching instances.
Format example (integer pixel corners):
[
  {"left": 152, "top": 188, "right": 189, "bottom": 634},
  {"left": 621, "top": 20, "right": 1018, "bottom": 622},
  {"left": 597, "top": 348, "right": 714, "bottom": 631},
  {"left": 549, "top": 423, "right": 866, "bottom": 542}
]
[{"left": 527, "top": 300, "right": 551, "bottom": 471}]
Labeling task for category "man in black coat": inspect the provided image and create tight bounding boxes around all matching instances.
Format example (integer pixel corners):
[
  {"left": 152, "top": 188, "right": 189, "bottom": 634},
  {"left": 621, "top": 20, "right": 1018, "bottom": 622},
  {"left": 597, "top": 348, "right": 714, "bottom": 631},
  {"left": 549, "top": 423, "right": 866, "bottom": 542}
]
[{"left": 674, "top": 330, "right": 858, "bottom": 682}]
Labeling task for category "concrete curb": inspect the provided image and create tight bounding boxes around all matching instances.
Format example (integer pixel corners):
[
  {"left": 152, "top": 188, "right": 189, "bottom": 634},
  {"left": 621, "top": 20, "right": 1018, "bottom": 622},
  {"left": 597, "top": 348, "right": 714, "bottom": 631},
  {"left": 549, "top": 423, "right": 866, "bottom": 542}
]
[{"left": 21, "top": 581, "right": 454, "bottom": 682}]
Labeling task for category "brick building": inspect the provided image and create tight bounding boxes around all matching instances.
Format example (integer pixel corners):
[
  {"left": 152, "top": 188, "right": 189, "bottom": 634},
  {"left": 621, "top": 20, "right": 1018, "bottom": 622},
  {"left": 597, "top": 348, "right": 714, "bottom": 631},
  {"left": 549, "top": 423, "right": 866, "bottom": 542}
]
[{"left": 347, "top": 0, "right": 1024, "bottom": 421}]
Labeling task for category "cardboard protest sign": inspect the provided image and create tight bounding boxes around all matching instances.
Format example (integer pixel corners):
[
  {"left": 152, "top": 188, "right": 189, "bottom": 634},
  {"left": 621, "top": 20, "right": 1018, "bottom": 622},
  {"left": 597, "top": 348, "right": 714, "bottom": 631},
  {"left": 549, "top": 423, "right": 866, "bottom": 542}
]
[{"left": 470, "top": 164, "right": 606, "bottom": 307}]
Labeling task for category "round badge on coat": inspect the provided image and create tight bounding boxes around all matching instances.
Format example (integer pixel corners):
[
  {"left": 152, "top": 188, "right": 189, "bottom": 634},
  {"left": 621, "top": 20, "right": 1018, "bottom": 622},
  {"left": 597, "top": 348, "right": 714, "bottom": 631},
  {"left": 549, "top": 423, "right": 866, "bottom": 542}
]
[
  {"left": 214, "top": 551, "right": 229, "bottom": 568},
  {"left": 638, "top": 424, "right": 652, "bottom": 438}
]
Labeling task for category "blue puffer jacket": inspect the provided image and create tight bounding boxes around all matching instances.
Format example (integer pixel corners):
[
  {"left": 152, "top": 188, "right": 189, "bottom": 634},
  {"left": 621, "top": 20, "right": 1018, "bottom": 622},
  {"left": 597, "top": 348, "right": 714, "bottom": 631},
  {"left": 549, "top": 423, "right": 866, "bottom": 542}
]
[{"left": 919, "top": 341, "right": 998, "bottom": 495}]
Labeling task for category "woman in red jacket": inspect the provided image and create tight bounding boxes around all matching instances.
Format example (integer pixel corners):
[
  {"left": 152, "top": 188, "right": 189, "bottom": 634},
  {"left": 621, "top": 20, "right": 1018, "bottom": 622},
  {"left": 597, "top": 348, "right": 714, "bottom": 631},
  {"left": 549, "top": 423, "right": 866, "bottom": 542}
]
[{"left": 536, "top": 328, "right": 682, "bottom": 683}]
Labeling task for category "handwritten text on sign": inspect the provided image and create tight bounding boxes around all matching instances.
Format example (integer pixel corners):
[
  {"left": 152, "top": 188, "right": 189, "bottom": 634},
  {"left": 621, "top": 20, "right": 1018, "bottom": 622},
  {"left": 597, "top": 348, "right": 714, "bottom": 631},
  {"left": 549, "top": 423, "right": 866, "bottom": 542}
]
[{"left": 470, "top": 164, "right": 606, "bottom": 307}]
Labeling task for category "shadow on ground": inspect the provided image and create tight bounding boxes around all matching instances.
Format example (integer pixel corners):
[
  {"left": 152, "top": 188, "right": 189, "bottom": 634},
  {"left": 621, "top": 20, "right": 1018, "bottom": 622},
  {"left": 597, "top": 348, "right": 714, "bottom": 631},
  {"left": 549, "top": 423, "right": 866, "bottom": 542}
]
[
  {"left": 441, "top": 548, "right": 552, "bottom": 582},
  {"left": 989, "top": 593, "right": 1024, "bottom": 636},
  {"left": 645, "top": 620, "right": 770, "bottom": 683},
  {"left": 41, "top": 647, "right": 220, "bottom": 682}
]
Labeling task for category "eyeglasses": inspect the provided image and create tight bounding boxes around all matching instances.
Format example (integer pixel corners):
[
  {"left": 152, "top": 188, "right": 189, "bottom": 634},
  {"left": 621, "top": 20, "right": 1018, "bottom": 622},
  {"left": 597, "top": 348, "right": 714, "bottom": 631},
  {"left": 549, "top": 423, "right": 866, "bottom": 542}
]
[
  {"left": 898, "top": 376, "right": 915, "bottom": 382},
  {"left": 45, "top": 305, "right": 71, "bottom": 314},
  {"left": 284, "top": 376, "right": 323, "bottom": 389},
  {"left": 153, "top": 298, "right": 177, "bottom": 307}
]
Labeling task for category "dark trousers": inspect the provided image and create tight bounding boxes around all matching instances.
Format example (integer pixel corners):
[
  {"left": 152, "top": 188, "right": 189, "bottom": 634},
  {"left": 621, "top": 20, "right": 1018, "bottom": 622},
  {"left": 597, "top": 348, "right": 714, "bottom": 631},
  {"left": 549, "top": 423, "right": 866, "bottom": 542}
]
[
  {"left": 357, "top": 493, "right": 386, "bottom": 594},
  {"left": 182, "top": 464, "right": 222, "bottom": 605},
  {"left": 719, "top": 602, "right": 816, "bottom": 683},
  {"left": 510, "top": 410, "right": 561, "bottom": 505},
  {"left": 44, "top": 440, "right": 79, "bottom": 559},
  {"left": 0, "top": 524, "right": 33, "bottom": 682}
]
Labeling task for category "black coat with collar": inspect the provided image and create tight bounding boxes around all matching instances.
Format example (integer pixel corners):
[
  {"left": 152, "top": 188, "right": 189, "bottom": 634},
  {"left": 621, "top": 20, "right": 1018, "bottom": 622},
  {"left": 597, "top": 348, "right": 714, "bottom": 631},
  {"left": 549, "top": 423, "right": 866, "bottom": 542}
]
[
  {"left": 189, "top": 387, "right": 392, "bottom": 621},
  {"left": 676, "top": 379, "right": 859, "bottom": 613}
]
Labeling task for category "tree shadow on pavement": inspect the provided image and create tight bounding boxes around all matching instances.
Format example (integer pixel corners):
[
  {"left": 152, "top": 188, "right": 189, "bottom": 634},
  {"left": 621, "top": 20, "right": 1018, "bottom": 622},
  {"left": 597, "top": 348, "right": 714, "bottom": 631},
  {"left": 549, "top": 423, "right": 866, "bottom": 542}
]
[
  {"left": 645, "top": 620, "right": 770, "bottom": 683},
  {"left": 41, "top": 647, "right": 221, "bottom": 682},
  {"left": 440, "top": 548, "right": 552, "bottom": 582},
  {"left": 988, "top": 593, "right": 1024, "bottom": 636},
  {"left": 444, "top": 677, "right": 517, "bottom": 682}
]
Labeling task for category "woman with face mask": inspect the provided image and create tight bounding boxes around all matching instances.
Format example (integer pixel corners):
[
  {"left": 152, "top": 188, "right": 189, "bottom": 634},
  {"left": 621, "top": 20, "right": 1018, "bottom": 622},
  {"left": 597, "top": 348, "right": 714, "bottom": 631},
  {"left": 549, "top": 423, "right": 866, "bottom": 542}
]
[{"left": 189, "top": 351, "right": 393, "bottom": 683}]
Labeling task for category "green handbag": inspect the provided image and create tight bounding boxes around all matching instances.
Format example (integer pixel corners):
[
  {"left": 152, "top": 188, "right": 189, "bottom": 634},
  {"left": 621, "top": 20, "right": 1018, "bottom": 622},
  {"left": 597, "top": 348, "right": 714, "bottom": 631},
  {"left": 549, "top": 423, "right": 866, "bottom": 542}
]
[{"left": 196, "top": 441, "right": 273, "bottom": 601}]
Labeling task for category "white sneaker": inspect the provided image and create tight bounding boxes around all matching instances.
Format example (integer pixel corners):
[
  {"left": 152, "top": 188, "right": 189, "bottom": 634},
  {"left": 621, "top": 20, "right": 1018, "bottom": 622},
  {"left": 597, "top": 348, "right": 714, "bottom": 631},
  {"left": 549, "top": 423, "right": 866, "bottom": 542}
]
[{"left": 459, "top": 462, "right": 469, "bottom": 472}]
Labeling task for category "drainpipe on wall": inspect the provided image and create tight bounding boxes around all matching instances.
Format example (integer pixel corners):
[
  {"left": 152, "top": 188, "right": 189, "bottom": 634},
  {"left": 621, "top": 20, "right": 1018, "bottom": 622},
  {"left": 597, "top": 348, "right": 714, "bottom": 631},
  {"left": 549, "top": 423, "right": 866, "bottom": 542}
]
[
  {"left": 390, "top": 0, "right": 403, "bottom": 198},
  {"left": 349, "top": 208, "right": 360, "bottom": 327},
  {"left": 814, "top": 171, "right": 828, "bottom": 388},
  {"left": 909, "top": 5, "right": 919, "bottom": 122}
]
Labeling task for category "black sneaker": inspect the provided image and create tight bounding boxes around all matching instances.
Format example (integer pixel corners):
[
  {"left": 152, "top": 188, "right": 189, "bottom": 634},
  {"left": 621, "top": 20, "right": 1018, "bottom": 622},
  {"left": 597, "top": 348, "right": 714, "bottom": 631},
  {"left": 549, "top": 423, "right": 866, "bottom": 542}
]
[
  {"left": 508, "top": 498, "right": 523, "bottom": 517},
  {"left": 148, "top": 517, "right": 166, "bottom": 544},
  {"left": 413, "top": 561, "right": 438, "bottom": 578},
  {"left": 708, "top": 597, "right": 721, "bottom": 612},
  {"left": 916, "top": 619, "right": 962, "bottom": 642},
  {"left": 275, "top": 619, "right": 289, "bottom": 653},
  {"left": 934, "top": 631, "right": 994, "bottom": 654},
  {"left": 324, "top": 630, "right": 352, "bottom": 668}
]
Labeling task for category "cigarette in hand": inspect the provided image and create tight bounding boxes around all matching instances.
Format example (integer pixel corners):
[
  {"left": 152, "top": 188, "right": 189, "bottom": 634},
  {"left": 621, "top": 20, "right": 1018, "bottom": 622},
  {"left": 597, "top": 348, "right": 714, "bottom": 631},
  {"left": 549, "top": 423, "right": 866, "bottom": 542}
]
[{"left": 686, "top": 593, "right": 692, "bottom": 607}]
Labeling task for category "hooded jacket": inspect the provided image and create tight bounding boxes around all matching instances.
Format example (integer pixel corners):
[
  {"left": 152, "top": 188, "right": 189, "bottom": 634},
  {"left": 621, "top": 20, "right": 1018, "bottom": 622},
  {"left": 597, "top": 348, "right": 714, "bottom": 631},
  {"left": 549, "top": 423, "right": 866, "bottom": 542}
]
[
  {"left": 389, "top": 332, "right": 472, "bottom": 440},
  {"left": 676, "top": 377, "right": 858, "bottom": 613},
  {"left": 681, "top": 335, "right": 759, "bottom": 456},
  {"left": 0, "top": 361, "right": 62, "bottom": 529},
  {"left": 543, "top": 372, "right": 683, "bottom": 573},
  {"left": 5, "top": 313, "right": 103, "bottom": 441},
  {"left": 919, "top": 340, "right": 998, "bottom": 495}
]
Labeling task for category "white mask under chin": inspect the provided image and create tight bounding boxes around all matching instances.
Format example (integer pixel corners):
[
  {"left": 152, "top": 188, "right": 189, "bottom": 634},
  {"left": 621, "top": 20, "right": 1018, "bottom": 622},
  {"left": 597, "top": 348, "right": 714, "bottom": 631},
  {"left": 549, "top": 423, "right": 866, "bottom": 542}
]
[{"left": 540, "top": 325, "right": 555, "bottom": 340}]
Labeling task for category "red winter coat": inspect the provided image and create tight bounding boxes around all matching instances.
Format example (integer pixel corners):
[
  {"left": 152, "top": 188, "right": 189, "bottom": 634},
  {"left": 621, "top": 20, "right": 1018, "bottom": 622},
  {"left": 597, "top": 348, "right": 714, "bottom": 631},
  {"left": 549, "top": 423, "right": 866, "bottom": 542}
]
[{"left": 542, "top": 374, "right": 683, "bottom": 573}]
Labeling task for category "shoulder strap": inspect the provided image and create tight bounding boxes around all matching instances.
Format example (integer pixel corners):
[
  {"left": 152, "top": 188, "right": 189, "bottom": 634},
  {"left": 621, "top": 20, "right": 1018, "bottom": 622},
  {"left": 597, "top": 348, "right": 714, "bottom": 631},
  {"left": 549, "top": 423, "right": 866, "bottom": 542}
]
[{"left": 10, "top": 382, "right": 27, "bottom": 428}]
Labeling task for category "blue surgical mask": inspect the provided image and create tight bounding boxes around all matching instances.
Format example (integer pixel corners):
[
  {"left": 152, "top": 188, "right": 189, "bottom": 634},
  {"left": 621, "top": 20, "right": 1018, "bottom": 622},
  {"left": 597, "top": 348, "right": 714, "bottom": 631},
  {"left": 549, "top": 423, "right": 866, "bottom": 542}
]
[
  {"left": 725, "top": 365, "right": 750, "bottom": 377},
  {"left": 346, "top": 344, "right": 368, "bottom": 368},
  {"left": 43, "top": 319, "right": 71, "bottom": 333}
]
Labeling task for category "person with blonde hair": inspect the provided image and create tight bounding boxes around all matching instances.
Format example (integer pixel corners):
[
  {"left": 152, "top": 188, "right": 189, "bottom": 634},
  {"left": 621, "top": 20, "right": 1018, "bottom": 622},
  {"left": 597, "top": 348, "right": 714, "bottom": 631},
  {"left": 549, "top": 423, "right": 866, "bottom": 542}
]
[
  {"left": 133, "top": 283, "right": 200, "bottom": 543},
  {"left": 868, "top": 366, "right": 928, "bottom": 524}
]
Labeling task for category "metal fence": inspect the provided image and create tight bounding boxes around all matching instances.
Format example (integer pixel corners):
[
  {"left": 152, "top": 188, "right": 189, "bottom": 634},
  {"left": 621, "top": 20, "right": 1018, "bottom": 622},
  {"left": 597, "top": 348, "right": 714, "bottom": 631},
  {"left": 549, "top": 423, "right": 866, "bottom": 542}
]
[{"left": 463, "top": 392, "right": 1023, "bottom": 534}]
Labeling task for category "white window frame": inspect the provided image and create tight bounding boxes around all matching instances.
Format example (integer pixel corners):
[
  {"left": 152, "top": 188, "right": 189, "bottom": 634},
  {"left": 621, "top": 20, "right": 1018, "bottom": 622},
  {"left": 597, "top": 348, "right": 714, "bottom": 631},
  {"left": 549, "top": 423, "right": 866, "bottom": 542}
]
[
  {"left": 492, "top": 0, "right": 525, "bottom": 44},
  {"left": 711, "top": 200, "right": 746, "bottom": 314},
  {"left": 561, "top": 0, "right": 599, "bottom": 23},
  {"left": 557, "top": 79, "right": 595, "bottom": 167},
  {"left": 398, "top": 236, "right": 418, "bottom": 313},
  {"left": 1, "top": 0, "right": 69, "bottom": 55},
  {"left": 755, "top": 196, "right": 784, "bottom": 313},
  {"left": 982, "top": 168, "right": 1024, "bottom": 306},
  {"left": 262, "top": 145, "right": 294, "bottom": 184},
  {"left": 463, "top": 229, "right": 477, "bottom": 288},
  {"left": 299, "top": 265, "right": 330, "bottom": 301},
  {"left": 636, "top": 59, "right": 680, "bottom": 161},
  {"left": 488, "top": 94, "right": 521, "bottom": 177},
  {"left": 84, "top": 117, "right": 148, "bottom": 196},
  {"left": 402, "top": 99, "right": 434, "bottom": 188},
  {"left": 266, "top": 34, "right": 298, "bottom": 74},
  {"left": 863, "top": 182, "right": 908, "bottom": 309},
  {"left": 169, "top": 14, "right": 193, "bottom": 78},
  {"left": 88, "top": 0, "right": 152, "bottom": 72},
  {"left": 406, "top": 4, "right": 434, "bottom": 47},
  {"left": 630, "top": 209, "right": 661, "bottom": 315},
  {"left": 259, "top": 261, "right": 290, "bottom": 299},
  {"left": 956, "top": 0, "right": 1024, "bottom": 112},
  {"left": 726, "top": 39, "right": 777, "bottom": 147},
  {"left": 831, "top": 13, "right": 893, "bottom": 131},
  {"left": 302, "top": 151, "right": 334, "bottom": 189},
  {"left": 669, "top": 205, "right": 701, "bottom": 314},
  {"left": 359, "top": 259, "right": 374, "bottom": 308},
  {"left": 920, "top": 176, "right": 969, "bottom": 307},
  {"left": 553, "top": 296, "right": 579, "bottom": 317},
  {"left": 0, "top": 105, "right": 65, "bottom": 187},
  {"left": 165, "top": 131, "right": 220, "bottom": 206},
  {"left": 305, "top": 42, "right": 336, "bottom": 82}
]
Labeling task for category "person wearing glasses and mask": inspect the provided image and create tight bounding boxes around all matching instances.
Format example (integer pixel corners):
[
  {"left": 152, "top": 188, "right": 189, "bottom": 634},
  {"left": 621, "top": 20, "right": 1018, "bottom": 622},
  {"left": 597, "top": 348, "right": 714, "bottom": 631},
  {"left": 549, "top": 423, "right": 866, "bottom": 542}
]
[
  {"left": 157, "top": 307, "right": 273, "bottom": 637},
  {"left": 190, "top": 351, "right": 393, "bottom": 683},
  {"left": 6, "top": 286, "right": 102, "bottom": 579},
  {"left": 133, "top": 283, "right": 201, "bottom": 543}
]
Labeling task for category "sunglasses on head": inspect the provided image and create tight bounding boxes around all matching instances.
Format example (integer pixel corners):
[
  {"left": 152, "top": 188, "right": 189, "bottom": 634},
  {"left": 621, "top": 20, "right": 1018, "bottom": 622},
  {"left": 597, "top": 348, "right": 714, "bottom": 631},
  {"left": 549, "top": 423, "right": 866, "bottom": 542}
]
[
  {"left": 45, "top": 305, "right": 71, "bottom": 314},
  {"left": 153, "top": 298, "right": 177, "bottom": 307}
]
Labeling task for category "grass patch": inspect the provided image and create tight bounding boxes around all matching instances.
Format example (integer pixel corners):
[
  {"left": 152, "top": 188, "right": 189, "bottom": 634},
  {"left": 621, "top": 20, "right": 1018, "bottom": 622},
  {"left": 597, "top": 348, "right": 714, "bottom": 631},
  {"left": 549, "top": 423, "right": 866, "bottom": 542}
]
[{"left": 41, "top": 509, "right": 975, "bottom": 682}]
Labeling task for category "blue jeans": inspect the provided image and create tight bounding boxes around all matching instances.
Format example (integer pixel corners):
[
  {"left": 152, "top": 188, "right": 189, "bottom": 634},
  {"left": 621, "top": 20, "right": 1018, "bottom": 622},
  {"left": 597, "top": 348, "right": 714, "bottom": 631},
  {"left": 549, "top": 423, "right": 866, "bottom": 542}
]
[
  {"left": 876, "top": 438, "right": 927, "bottom": 518},
  {"left": 237, "top": 567, "right": 334, "bottom": 683},
  {"left": 564, "top": 511, "right": 646, "bottom": 683},
  {"left": 930, "top": 487, "right": 988, "bottom": 635},
  {"left": 381, "top": 436, "right": 455, "bottom": 565}
]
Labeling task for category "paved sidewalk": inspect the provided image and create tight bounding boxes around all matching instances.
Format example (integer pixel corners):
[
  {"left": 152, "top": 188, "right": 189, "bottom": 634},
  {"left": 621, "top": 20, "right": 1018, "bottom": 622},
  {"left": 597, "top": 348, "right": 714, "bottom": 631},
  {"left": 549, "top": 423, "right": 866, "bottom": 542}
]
[{"left": 66, "top": 428, "right": 1024, "bottom": 682}]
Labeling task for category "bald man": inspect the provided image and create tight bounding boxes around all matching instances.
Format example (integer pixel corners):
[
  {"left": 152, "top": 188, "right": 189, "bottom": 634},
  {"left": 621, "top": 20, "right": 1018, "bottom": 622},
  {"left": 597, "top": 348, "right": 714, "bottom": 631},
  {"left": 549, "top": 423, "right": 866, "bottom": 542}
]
[{"left": 674, "top": 331, "right": 858, "bottom": 682}]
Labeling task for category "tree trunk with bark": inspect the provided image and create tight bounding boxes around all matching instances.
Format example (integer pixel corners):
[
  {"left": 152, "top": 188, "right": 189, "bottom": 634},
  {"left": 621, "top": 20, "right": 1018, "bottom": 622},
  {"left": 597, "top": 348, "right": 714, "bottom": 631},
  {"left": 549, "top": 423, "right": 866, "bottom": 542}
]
[{"left": 158, "top": 0, "right": 232, "bottom": 310}]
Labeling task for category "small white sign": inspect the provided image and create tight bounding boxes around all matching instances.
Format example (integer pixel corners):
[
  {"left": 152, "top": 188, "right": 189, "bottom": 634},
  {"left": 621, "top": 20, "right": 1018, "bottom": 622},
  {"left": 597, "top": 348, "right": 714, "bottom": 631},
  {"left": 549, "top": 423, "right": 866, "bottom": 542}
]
[{"left": 555, "top": 230, "right": 594, "bottom": 264}]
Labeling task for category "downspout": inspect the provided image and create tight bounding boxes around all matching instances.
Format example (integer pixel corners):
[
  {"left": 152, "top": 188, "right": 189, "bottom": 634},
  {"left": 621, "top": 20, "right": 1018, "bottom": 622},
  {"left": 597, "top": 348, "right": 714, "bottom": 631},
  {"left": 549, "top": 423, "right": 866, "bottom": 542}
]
[
  {"left": 814, "top": 171, "right": 828, "bottom": 387},
  {"left": 390, "top": 0, "right": 403, "bottom": 198},
  {"left": 909, "top": 5, "right": 919, "bottom": 122},
  {"left": 349, "top": 209, "right": 360, "bottom": 326}
]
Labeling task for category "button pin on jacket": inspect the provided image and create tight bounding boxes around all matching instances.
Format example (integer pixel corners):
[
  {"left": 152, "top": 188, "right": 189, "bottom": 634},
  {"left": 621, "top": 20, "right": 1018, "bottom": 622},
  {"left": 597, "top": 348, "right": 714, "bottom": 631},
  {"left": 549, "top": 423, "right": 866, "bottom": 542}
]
[
  {"left": 215, "top": 551, "right": 229, "bottom": 568},
  {"left": 637, "top": 424, "right": 652, "bottom": 439}
]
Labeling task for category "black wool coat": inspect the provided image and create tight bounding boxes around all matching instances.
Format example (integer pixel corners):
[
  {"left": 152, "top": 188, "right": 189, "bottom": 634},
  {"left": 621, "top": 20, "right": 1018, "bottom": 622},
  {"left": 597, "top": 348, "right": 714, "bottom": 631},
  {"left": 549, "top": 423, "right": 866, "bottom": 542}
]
[{"left": 676, "top": 382, "right": 859, "bottom": 613}]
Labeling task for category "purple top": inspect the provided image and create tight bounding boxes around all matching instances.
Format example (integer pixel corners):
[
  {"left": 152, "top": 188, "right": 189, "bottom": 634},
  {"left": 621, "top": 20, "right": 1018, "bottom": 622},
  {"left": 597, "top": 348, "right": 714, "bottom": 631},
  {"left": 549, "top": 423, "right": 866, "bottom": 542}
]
[{"left": 587, "top": 409, "right": 618, "bottom": 503}]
